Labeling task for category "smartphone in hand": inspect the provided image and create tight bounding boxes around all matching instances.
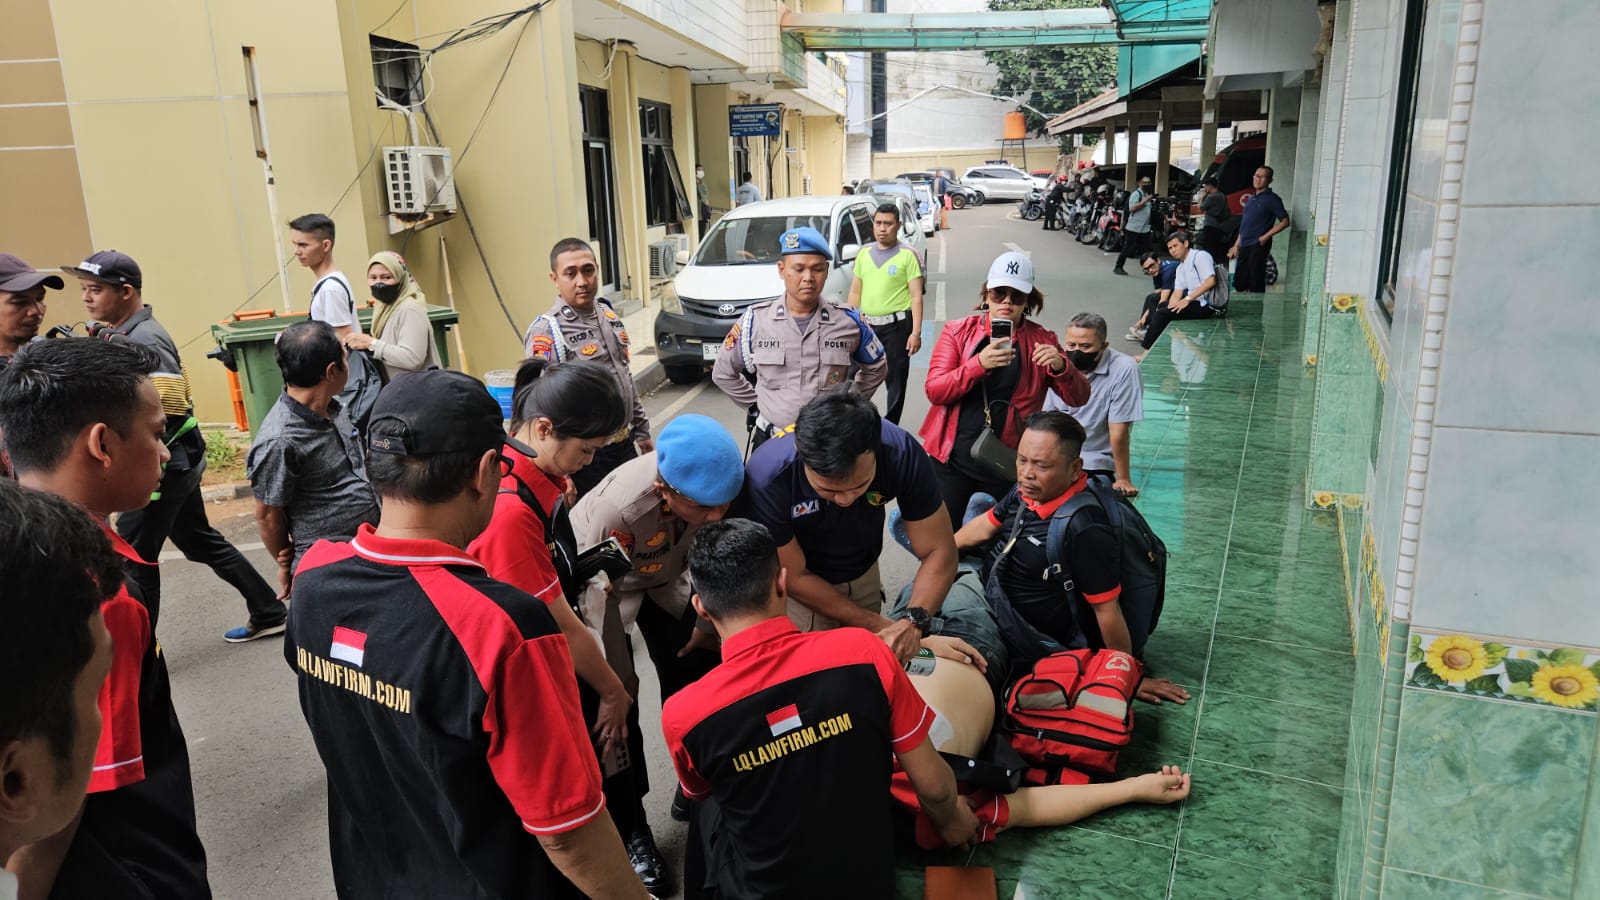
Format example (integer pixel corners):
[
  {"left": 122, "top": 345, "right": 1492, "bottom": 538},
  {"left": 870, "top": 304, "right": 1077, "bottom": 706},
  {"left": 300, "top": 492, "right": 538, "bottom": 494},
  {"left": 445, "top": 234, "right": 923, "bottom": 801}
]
[{"left": 989, "top": 316, "right": 1014, "bottom": 350}]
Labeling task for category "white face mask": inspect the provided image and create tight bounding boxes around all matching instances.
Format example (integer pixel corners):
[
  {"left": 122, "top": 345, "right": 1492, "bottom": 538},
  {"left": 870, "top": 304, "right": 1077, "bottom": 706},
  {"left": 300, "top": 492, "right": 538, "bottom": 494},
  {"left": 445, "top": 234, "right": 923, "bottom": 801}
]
[{"left": 695, "top": 169, "right": 704, "bottom": 181}]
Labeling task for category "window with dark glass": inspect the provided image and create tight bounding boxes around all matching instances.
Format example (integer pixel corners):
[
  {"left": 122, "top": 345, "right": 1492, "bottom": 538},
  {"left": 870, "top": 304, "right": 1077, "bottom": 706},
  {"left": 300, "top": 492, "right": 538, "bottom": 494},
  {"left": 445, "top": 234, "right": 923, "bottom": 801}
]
[
  {"left": 1374, "top": 0, "right": 1430, "bottom": 322},
  {"left": 371, "top": 36, "right": 422, "bottom": 109},
  {"left": 640, "top": 100, "right": 691, "bottom": 227}
]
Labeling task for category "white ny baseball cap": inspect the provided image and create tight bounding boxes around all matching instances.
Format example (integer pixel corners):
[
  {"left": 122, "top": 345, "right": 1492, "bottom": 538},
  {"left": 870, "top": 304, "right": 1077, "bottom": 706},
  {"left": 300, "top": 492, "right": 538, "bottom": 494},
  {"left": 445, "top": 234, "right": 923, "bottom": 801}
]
[{"left": 986, "top": 251, "right": 1034, "bottom": 295}]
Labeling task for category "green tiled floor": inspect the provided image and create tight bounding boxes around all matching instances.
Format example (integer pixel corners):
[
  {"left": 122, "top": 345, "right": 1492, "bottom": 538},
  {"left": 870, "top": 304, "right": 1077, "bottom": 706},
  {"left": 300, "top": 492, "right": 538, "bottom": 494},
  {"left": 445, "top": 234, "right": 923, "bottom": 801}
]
[{"left": 896, "top": 297, "right": 1353, "bottom": 899}]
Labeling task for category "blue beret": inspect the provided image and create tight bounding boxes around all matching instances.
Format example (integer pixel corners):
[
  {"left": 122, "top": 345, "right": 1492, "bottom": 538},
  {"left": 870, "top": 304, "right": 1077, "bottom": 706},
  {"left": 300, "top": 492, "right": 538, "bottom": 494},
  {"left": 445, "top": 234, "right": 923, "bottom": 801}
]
[
  {"left": 656, "top": 414, "right": 744, "bottom": 506},
  {"left": 779, "top": 226, "right": 831, "bottom": 260}
]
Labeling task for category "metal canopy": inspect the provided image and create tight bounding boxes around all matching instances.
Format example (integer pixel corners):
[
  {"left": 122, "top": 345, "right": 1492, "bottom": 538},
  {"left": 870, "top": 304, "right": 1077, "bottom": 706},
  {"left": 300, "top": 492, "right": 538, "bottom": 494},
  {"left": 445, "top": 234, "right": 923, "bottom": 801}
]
[{"left": 780, "top": 9, "right": 1208, "bottom": 52}]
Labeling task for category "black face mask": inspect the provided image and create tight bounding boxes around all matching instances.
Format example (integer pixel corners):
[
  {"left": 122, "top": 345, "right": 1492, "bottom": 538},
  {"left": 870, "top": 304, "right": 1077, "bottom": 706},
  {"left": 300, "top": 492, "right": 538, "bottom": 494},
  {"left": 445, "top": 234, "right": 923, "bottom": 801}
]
[
  {"left": 1067, "top": 349, "right": 1100, "bottom": 372},
  {"left": 370, "top": 282, "right": 402, "bottom": 303}
]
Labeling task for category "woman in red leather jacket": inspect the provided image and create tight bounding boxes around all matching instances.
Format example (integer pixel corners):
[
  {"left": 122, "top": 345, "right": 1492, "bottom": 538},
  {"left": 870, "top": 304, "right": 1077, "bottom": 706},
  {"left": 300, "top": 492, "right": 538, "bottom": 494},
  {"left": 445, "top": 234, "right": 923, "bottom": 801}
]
[{"left": 918, "top": 252, "right": 1090, "bottom": 528}]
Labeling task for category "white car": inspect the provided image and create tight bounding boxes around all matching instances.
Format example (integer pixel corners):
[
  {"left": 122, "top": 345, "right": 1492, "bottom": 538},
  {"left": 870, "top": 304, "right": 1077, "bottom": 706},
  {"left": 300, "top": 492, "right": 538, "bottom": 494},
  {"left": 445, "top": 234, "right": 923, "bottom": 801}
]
[
  {"left": 911, "top": 183, "right": 940, "bottom": 236},
  {"left": 961, "top": 164, "right": 1048, "bottom": 200},
  {"left": 654, "top": 195, "right": 880, "bottom": 384}
]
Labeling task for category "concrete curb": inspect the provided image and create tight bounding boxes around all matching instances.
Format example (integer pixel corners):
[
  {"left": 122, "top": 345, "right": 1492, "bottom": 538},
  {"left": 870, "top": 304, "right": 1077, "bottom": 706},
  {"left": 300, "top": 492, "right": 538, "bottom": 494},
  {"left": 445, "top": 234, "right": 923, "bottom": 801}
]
[
  {"left": 632, "top": 360, "right": 666, "bottom": 396},
  {"left": 201, "top": 482, "right": 252, "bottom": 503}
]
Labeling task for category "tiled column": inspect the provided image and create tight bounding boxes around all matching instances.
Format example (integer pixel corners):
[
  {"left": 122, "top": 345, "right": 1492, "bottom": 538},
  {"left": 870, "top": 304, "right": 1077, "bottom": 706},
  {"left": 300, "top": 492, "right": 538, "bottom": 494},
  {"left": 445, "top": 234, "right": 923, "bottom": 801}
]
[{"left": 1338, "top": 1, "right": 1600, "bottom": 897}]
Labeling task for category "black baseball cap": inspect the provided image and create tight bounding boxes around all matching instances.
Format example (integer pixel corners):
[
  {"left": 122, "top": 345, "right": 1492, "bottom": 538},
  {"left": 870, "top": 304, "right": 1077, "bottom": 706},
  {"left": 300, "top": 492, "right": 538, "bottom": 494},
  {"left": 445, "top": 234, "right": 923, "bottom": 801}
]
[
  {"left": 62, "top": 250, "right": 142, "bottom": 290},
  {"left": 367, "top": 370, "right": 537, "bottom": 460},
  {"left": 0, "top": 254, "right": 65, "bottom": 292}
]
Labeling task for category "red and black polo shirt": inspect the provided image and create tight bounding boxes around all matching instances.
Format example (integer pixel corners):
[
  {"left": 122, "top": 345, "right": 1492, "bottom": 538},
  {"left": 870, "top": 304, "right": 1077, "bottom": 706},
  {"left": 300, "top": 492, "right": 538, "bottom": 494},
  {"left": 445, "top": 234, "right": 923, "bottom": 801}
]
[
  {"left": 285, "top": 525, "right": 604, "bottom": 899},
  {"left": 661, "top": 617, "right": 933, "bottom": 898},
  {"left": 985, "top": 473, "right": 1121, "bottom": 647},
  {"left": 55, "top": 525, "right": 209, "bottom": 899}
]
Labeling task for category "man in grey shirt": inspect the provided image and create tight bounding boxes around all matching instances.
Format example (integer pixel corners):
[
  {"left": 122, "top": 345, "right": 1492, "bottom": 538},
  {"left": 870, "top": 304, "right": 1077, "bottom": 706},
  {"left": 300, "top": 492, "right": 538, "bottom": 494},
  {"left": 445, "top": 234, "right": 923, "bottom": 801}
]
[
  {"left": 1113, "top": 176, "right": 1155, "bottom": 275},
  {"left": 1045, "top": 312, "right": 1145, "bottom": 497},
  {"left": 247, "top": 322, "right": 379, "bottom": 598}
]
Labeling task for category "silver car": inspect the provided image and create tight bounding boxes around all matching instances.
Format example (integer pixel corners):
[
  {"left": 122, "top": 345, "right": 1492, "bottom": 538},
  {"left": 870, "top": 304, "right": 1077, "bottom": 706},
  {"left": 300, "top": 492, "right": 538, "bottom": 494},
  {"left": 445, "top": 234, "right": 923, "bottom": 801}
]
[{"left": 961, "top": 165, "right": 1046, "bottom": 201}]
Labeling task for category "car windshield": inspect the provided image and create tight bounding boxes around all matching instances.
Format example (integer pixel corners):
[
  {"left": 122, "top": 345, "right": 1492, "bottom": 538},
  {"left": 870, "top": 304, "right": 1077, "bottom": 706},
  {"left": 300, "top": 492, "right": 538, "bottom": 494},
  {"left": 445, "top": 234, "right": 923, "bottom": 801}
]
[
  {"left": 695, "top": 214, "right": 830, "bottom": 266},
  {"left": 871, "top": 183, "right": 915, "bottom": 202}
]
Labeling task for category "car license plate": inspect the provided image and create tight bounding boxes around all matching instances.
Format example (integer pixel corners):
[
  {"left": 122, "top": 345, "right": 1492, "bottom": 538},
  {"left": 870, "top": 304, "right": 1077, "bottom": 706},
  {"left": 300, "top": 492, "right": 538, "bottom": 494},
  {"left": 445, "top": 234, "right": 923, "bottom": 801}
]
[{"left": 701, "top": 341, "right": 721, "bottom": 361}]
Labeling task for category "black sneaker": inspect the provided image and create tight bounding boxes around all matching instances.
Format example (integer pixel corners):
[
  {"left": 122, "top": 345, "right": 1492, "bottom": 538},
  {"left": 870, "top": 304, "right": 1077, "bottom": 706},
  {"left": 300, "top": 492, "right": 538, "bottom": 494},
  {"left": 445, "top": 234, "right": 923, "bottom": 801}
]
[
  {"left": 627, "top": 826, "right": 672, "bottom": 895},
  {"left": 670, "top": 786, "right": 693, "bottom": 822},
  {"left": 1112, "top": 267, "right": 1129, "bottom": 275}
]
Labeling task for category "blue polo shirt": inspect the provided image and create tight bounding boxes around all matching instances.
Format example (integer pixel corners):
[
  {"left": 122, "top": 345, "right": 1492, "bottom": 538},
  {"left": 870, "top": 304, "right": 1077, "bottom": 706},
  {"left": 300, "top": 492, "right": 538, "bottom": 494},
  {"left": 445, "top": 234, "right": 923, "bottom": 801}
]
[
  {"left": 735, "top": 420, "right": 942, "bottom": 583},
  {"left": 1151, "top": 259, "right": 1178, "bottom": 292},
  {"left": 1238, "top": 188, "right": 1287, "bottom": 247}
]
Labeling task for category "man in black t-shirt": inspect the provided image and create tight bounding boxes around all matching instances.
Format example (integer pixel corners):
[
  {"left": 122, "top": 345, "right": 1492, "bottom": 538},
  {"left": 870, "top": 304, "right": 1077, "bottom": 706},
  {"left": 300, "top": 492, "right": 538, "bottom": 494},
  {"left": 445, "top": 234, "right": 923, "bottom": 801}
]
[
  {"left": 955, "top": 411, "right": 1189, "bottom": 703},
  {"left": 957, "top": 412, "right": 1128, "bottom": 650},
  {"left": 733, "top": 391, "right": 957, "bottom": 664},
  {"left": 286, "top": 370, "right": 647, "bottom": 899},
  {"left": 662, "top": 519, "right": 978, "bottom": 898}
]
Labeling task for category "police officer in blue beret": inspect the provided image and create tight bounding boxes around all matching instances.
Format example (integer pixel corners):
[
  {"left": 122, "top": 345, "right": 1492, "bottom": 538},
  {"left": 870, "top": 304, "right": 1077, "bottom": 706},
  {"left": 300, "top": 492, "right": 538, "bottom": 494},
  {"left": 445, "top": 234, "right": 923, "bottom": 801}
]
[{"left": 711, "top": 226, "right": 888, "bottom": 449}]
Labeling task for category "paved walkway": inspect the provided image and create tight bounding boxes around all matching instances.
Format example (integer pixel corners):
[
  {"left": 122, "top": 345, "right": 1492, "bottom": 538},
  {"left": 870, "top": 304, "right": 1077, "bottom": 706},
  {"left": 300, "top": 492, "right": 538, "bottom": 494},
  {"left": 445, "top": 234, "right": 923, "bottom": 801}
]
[{"left": 896, "top": 294, "right": 1354, "bottom": 898}]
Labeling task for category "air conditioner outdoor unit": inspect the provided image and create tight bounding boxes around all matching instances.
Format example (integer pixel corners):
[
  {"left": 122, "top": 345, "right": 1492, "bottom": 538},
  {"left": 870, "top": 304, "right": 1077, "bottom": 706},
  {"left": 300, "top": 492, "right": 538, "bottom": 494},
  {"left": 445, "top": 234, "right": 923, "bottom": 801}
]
[
  {"left": 648, "top": 240, "right": 678, "bottom": 280},
  {"left": 671, "top": 234, "right": 693, "bottom": 255},
  {"left": 384, "top": 146, "right": 457, "bottom": 215}
]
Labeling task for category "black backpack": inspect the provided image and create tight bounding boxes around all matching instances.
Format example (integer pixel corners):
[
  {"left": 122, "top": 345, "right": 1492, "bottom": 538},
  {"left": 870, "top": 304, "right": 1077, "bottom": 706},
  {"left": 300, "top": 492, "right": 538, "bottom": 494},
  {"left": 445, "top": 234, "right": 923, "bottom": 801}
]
[{"left": 1044, "top": 476, "right": 1168, "bottom": 659}]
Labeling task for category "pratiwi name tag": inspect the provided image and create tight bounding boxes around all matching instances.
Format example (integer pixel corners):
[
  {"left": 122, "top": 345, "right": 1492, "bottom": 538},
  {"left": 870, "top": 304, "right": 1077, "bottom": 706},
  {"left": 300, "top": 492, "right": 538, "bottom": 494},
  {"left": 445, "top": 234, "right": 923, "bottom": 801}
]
[{"left": 925, "top": 866, "right": 996, "bottom": 900}]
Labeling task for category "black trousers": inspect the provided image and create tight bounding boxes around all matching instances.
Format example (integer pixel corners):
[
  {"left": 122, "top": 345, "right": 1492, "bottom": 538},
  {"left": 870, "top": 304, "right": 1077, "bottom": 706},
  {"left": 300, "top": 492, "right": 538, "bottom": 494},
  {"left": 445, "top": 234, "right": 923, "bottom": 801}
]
[
  {"left": 620, "top": 597, "right": 720, "bottom": 808},
  {"left": 874, "top": 316, "right": 913, "bottom": 425},
  {"left": 116, "top": 461, "right": 283, "bottom": 628},
  {"left": 1140, "top": 300, "right": 1216, "bottom": 350},
  {"left": 1237, "top": 240, "right": 1272, "bottom": 293},
  {"left": 571, "top": 439, "right": 638, "bottom": 498},
  {"left": 1140, "top": 291, "right": 1163, "bottom": 325},
  {"left": 931, "top": 456, "right": 1015, "bottom": 531},
  {"left": 1200, "top": 225, "right": 1227, "bottom": 260},
  {"left": 1115, "top": 229, "right": 1152, "bottom": 271}
]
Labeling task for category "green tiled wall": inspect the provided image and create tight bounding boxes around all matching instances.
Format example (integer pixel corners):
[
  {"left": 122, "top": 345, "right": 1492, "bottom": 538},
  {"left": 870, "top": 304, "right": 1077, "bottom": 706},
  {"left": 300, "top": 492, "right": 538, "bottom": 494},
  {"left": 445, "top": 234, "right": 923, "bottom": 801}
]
[
  {"left": 1300, "top": 234, "right": 1328, "bottom": 364},
  {"left": 1308, "top": 300, "right": 1382, "bottom": 504}
]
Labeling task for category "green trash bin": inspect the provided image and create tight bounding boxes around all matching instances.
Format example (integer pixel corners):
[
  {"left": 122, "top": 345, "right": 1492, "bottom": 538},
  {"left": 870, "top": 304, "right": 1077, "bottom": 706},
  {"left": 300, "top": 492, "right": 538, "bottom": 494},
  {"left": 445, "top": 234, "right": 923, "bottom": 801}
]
[{"left": 208, "top": 304, "right": 460, "bottom": 436}]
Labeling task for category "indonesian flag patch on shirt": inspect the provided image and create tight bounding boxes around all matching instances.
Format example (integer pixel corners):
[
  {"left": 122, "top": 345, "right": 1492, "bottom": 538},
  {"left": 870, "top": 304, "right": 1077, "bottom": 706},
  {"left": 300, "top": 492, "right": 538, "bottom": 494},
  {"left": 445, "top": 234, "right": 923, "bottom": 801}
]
[
  {"left": 331, "top": 626, "right": 367, "bottom": 667},
  {"left": 766, "top": 703, "right": 802, "bottom": 737}
]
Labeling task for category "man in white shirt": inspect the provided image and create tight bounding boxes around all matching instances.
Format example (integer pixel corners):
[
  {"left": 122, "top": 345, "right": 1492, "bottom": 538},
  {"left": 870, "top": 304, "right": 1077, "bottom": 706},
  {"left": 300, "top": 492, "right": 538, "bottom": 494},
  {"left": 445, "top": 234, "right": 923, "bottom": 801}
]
[
  {"left": 0, "top": 482, "right": 117, "bottom": 900},
  {"left": 734, "top": 171, "right": 763, "bottom": 206},
  {"left": 289, "top": 213, "right": 363, "bottom": 339},
  {"left": 1135, "top": 232, "right": 1217, "bottom": 361}
]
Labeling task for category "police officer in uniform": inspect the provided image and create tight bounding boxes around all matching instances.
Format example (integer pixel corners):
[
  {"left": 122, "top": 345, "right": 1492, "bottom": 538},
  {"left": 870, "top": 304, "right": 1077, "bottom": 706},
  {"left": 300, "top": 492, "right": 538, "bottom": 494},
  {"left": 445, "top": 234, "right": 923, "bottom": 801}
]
[
  {"left": 524, "top": 237, "right": 652, "bottom": 496},
  {"left": 570, "top": 414, "right": 745, "bottom": 823},
  {"left": 712, "top": 226, "right": 887, "bottom": 448}
]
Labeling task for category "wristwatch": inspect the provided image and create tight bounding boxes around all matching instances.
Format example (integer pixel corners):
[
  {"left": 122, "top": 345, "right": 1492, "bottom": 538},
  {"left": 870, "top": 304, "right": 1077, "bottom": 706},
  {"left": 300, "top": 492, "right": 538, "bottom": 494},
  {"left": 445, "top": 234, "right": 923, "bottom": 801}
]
[{"left": 899, "top": 607, "right": 932, "bottom": 637}]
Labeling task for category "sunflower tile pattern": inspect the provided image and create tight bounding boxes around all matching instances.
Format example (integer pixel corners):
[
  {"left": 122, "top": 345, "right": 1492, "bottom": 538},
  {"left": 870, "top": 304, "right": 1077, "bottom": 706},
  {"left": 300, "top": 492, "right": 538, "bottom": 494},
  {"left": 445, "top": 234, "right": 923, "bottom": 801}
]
[{"left": 895, "top": 297, "right": 1358, "bottom": 898}]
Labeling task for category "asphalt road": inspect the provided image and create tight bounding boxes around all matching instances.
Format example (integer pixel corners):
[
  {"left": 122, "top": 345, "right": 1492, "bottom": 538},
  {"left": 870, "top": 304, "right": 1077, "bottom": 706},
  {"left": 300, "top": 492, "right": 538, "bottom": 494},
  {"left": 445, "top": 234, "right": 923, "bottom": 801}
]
[{"left": 156, "top": 203, "right": 1150, "bottom": 899}]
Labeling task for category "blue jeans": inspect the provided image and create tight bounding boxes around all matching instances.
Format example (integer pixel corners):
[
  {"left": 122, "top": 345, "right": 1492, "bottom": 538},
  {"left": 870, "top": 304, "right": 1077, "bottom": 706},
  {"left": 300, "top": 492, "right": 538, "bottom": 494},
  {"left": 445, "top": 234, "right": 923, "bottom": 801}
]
[{"left": 888, "top": 572, "right": 1008, "bottom": 692}]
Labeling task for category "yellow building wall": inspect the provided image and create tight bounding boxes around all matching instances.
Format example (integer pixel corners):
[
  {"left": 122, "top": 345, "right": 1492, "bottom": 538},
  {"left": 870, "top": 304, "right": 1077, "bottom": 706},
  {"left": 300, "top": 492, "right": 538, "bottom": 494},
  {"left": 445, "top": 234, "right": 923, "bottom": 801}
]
[
  {"left": 33, "top": 0, "right": 373, "bottom": 423},
  {"left": 804, "top": 115, "right": 846, "bottom": 196},
  {"left": 341, "top": 0, "right": 589, "bottom": 381},
  {"left": 694, "top": 83, "right": 735, "bottom": 214},
  {"left": 0, "top": 0, "right": 99, "bottom": 335}
]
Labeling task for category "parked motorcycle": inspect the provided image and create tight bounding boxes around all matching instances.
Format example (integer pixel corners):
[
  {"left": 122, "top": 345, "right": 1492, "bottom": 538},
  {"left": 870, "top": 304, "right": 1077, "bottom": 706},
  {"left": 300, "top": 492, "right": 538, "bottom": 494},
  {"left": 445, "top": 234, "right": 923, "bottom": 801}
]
[
  {"left": 1097, "top": 190, "right": 1127, "bottom": 252},
  {"left": 1018, "top": 188, "right": 1045, "bottom": 221},
  {"left": 1067, "top": 192, "right": 1095, "bottom": 239}
]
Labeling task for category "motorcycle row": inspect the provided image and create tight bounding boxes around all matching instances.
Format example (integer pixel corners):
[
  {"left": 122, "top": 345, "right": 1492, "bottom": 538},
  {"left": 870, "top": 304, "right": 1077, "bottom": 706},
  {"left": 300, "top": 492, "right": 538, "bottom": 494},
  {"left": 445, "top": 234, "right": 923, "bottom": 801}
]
[{"left": 1019, "top": 179, "right": 1191, "bottom": 253}]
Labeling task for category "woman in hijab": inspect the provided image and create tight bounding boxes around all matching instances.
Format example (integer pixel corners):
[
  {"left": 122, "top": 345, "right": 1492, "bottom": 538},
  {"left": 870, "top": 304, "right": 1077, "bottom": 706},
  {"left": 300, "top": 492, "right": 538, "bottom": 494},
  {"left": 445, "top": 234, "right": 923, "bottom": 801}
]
[{"left": 342, "top": 250, "right": 440, "bottom": 379}]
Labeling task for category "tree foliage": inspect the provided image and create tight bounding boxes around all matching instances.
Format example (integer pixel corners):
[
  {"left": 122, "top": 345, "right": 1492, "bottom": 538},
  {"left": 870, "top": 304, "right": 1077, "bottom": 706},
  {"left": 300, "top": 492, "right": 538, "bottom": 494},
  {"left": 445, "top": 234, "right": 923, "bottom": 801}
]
[{"left": 985, "top": 0, "right": 1118, "bottom": 140}]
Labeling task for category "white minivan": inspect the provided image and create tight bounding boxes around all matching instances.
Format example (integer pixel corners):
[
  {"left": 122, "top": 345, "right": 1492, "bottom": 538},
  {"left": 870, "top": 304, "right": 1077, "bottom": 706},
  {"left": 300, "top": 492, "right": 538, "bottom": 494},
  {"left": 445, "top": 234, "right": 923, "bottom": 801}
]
[
  {"left": 961, "top": 164, "right": 1047, "bottom": 200},
  {"left": 654, "top": 195, "right": 881, "bottom": 384}
]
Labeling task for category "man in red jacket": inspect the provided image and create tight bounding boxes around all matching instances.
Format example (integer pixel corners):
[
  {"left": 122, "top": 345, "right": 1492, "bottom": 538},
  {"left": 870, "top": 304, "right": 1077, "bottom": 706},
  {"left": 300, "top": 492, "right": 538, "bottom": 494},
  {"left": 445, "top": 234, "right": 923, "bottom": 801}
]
[{"left": 918, "top": 252, "right": 1090, "bottom": 528}]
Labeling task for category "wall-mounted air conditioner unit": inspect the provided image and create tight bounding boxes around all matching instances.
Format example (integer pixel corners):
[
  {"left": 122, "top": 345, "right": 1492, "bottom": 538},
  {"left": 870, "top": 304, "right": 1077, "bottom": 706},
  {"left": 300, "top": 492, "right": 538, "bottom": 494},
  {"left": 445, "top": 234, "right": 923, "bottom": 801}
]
[
  {"left": 384, "top": 146, "right": 457, "bottom": 215},
  {"left": 648, "top": 240, "right": 678, "bottom": 280}
]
